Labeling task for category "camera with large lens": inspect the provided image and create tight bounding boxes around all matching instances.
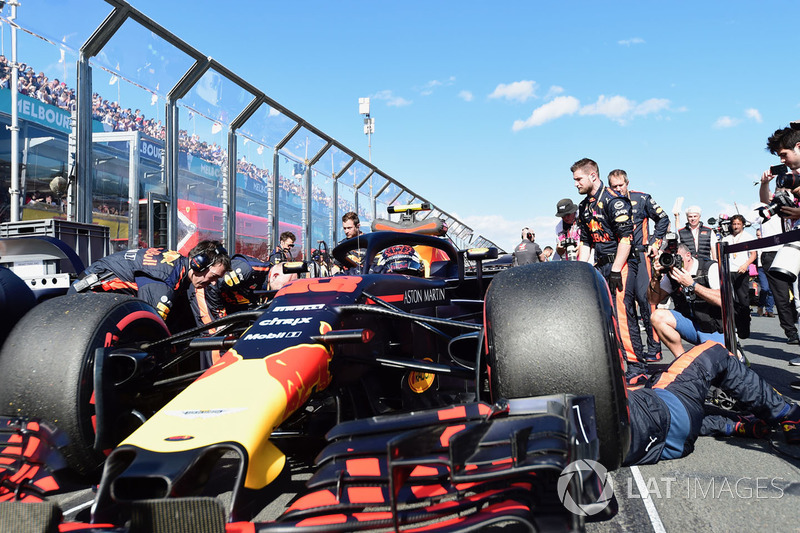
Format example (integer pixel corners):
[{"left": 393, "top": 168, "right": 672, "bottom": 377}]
[
  {"left": 562, "top": 237, "right": 579, "bottom": 261},
  {"left": 757, "top": 189, "right": 795, "bottom": 221},
  {"left": 658, "top": 232, "right": 683, "bottom": 271}
]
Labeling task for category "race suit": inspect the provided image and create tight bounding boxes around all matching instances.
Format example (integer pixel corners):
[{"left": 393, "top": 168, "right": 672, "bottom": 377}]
[
  {"left": 578, "top": 183, "right": 646, "bottom": 376},
  {"left": 200, "top": 254, "right": 271, "bottom": 320},
  {"left": 629, "top": 190, "right": 670, "bottom": 357},
  {"left": 625, "top": 341, "right": 793, "bottom": 465}
]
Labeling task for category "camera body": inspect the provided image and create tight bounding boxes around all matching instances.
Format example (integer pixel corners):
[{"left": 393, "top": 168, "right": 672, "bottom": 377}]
[
  {"left": 758, "top": 190, "right": 795, "bottom": 221},
  {"left": 658, "top": 232, "right": 683, "bottom": 271},
  {"left": 561, "top": 237, "right": 579, "bottom": 261}
]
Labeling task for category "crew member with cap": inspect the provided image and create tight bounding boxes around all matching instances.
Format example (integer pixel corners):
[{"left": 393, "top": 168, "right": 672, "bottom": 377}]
[
  {"left": 572, "top": 158, "right": 648, "bottom": 386},
  {"left": 512, "top": 227, "right": 544, "bottom": 266},
  {"left": 608, "top": 169, "right": 670, "bottom": 362},
  {"left": 678, "top": 206, "right": 717, "bottom": 261},
  {"left": 554, "top": 198, "right": 581, "bottom": 261}
]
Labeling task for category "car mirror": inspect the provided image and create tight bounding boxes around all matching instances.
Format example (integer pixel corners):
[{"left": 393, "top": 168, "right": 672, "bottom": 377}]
[{"left": 466, "top": 247, "right": 498, "bottom": 261}]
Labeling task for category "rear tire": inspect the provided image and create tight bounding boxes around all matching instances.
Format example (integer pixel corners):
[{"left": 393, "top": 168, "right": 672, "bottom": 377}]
[
  {"left": 484, "top": 261, "right": 630, "bottom": 470},
  {"left": 0, "top": 293, "right": 169, "bottom": 477}
]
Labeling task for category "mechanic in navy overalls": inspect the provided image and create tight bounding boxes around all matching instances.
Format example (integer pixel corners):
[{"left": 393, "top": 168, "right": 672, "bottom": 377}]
[
  {"left": 625, "top": 341, "right": 799, "bottom": 465},
  {"left": 200, "top": 254, "right": 272, "bottom": 320},
  {"left": 572, "top": 158, "right": 647, "bottom": 387},
  {"left": 68, "top": 240, "right": 231, "bottom": 333},
  {"left": 608, "top": 169, "right": 670, "bottom": 362}
]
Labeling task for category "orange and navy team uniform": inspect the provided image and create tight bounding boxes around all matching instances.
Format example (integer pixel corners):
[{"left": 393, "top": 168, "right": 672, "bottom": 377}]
[
  {"left": 69, "top": 247, "right": 189, "bottom": 323},
  {"left": 198, "top": 254, "right": 271, "bottom": 321},
  {"left": 578, "top": 184, "right": 646, "bottom": 378},
  {"left": 629, "top": 190, "right": 670, "bottom": 358},
  {"left": 625, "top": 341, "right": 798, "bottom": 464}
]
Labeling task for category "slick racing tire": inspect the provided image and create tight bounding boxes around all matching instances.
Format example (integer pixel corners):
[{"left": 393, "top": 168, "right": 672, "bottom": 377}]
[
  {"left": 484, "top": 261, "right": 630, "bottom": 470},
  {"left": 0, "top": 293, "right": 170, "bottom": 478}
]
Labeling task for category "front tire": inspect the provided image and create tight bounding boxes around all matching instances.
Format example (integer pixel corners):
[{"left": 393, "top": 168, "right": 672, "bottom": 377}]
[
  {"left": 0, "top": 293, "right": 170, "bottom": 477},
  {"left": 484, "top": 261, "right": 630, "bottom": 470}
]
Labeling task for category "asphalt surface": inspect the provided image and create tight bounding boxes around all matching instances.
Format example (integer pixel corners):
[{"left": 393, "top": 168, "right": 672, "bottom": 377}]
[{"left": 47, "top": 311, "right": 800, "bottom": 532}]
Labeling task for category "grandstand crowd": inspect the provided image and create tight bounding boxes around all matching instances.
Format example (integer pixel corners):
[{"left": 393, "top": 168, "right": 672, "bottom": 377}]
[{"left": 1, "top": 55, "right": 367, "bottom": 221}]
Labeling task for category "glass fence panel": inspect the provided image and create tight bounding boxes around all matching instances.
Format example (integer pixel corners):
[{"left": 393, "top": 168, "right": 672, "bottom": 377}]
[
  {"left": 89, "top": 17, "right": 195, "bottom": 99},
  {"left": 277, "top": 153, "right": 304, "bottom": 250},
  {"left": 282, "top": 126, "right": 325, "bottom": 166},
  {"left": 182, "top": 68, "right": 253, "bottom": 137},
  {"left": 175, "top": 104, "right": 225, "bottom": 251},
  {"left": 311, "top": 168, "right": 333, "bottom": 253},
  {"left": 6, "top": 1, "right": 111, "bottom": 55},
  {"left": 235, "top": 135, "right": 272, "bottom": 260},
  {"left": 336, "top": 180, "right": 356, "bottom": 239},
  {"left": 239, "top": 102, "right": 295, "bottom": 151}
]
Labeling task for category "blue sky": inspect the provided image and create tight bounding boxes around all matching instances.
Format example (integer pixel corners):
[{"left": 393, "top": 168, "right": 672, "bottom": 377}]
[{"left": 19, "top": 1, "right": 798, "bottom": 252}]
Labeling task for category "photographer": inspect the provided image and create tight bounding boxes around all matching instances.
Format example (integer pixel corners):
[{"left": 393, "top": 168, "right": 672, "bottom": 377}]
[
  {"left": 760, "top": 125, "right": 800, "bottom": 344},
  {"left": 648, "top": 240, "right": 724, "bottom": 358},
  {"left": 721, "top": 215, "right": 756, "bottom": 339},
  {"left": 554, "top": 198, "right": 581, "bottom": 261}
]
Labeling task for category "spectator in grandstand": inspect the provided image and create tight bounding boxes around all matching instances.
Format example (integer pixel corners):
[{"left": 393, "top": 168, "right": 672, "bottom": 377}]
[
  {"left": 68, "top": 240, "right": 231, "bottom": 334},
  {"left": 269, "top": 231, "right": 296, "bottom": 264}
]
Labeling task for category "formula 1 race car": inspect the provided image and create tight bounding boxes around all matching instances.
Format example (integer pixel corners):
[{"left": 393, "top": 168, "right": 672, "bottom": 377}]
[{"left": 0, "top": 219, "right": 629, "bottom": 532}]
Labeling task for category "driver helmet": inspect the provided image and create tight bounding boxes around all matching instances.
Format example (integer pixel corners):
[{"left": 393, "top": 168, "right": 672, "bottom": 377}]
[{"left": 376, "top": 245, "right": 425, "bottom": 276}]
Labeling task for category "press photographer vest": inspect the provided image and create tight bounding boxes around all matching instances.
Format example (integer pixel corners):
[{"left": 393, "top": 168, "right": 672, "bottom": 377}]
[
  {"left": 670, "top": 257, "right": 723, "bottom": 334},
  {"left": 679, "top": 224, "right": 712, "bottom": 260}
]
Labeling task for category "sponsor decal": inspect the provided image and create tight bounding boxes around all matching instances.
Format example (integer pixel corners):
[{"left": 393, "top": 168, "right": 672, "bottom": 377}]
[
  {"left": 614, "top": 215, "right": 630, "bottom": 223},
  {"left": 164, "top": 435, "right": 195, "bottom": 441},
  {"left": 273, "top": 304, "right": 325, "bottom": 312},
  {"left": 165, "top": 408, "right": 246, "bottom": 419},
  {"left": 408, "top": 358, "right": 435, "bottom": 393},
  {"left": 243, "top": 331, "right": 302, "bottom": 341},
  {"left": 403, "top": 287, "right": 446, "bottom": 305},
  {"left": 258, "top": 317, "right": 313, "bottom": 327}
]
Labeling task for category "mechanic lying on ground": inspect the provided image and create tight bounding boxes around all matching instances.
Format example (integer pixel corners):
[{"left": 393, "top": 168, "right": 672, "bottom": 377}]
[
  {"left": 68, "top": 240, "right": 231, "bottom": 332},
  {"left": 625, "top": 340, "right": 799, "bottom": 465}
]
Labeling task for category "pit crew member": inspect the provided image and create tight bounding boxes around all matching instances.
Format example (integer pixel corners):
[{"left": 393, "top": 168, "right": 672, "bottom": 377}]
[
  {"left": 625, "top": 341, "right": 799, "bottom": 465},
  {"left": 201, "top": 253, "right": 272, "bottom": 319},
  {"left": 68, "top": 240, "right": 231, "bottom": 332},
  {"left": 648, "top": 243, "right": 723, "bottom": 358},
  {"left": 608, "top": 169, "right": 670, "bottom": 362},
  {"left": 512, "top": 227, "right": 544, "bottom": 266},
  {"left": 572, "top": 157, "right": 647, "bottom": 385}
]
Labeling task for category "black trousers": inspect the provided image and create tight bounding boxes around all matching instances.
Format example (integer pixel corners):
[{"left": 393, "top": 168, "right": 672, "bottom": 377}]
[{"left": 761, "top": 251, "right": 797, "bottom": 339}]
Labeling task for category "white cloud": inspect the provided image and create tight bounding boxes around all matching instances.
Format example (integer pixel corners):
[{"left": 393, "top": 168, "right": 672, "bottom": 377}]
[
  {"left": 579, "top": 95, "right": 634, "bottom": 120},
  {"left": 371, "top": 90, "right": 412, "bottom": 107},
  {"left": 544, "top": 85, "right": 565, "bottom": 99},
  {"left": 633, "top": 98, "right": 670, "bottom": 116},
  {"left": 458, "top": 90, "right": 473, "bottom": 102},
  {"left": 713, "top": 116, "right": 739, "bottom": 128},
  {"left": 416, "top": 77, "right": 456, "bottom": 95},
  {"left": 745, "top": 108, "right": 763, "bottom": 123},
  {"left": 489, "top": 80, "right": 538, "bottom": 102},
  {"left": 512, "top": 96, "right": 580, "bottom": 131},
  {"left": 618, "top": 37, "right": 645, "bottom": 46}
]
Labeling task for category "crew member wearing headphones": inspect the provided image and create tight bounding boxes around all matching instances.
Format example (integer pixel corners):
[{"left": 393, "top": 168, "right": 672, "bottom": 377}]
[
  {"left": 512, "top": 227, "right": 544, "bottom": 266},
  {"left": 69, "top": 240, "right": 231, "bottom": 333}
]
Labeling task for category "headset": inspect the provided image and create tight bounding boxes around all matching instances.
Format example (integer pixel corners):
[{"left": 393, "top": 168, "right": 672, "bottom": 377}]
[{"left": 190, "top": 243, "right": 228, "bottom": 272}]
